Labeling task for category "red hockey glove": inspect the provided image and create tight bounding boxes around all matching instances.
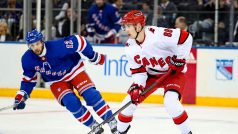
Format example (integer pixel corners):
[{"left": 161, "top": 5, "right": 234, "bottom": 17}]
[
  {"left": 89, "top": 52, "right": 105, "bottom": 65},
  {"left": 127, "top": 84, "right": 145, "bottom": 105},
  {"left": 13, "top": 91, "right": 28, "bottom": 110},
  {"left": 169, "top": 55, "right": 186, "bottom": 74}
]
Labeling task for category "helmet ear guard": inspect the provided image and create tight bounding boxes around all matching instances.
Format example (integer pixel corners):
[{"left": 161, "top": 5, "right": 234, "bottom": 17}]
[{"left": 26, "top": 29, "right": 43, "bottom": 45}]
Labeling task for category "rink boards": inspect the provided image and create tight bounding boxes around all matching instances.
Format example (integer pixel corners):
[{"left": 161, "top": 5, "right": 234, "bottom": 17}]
[{"left": 0, "top": 43, "right": 238, "bottom": 107}]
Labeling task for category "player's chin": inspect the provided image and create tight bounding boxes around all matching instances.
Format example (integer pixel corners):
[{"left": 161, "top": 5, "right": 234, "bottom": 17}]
[
  {"left": 34, "top": 50, "right": 41, "bottom": 55},
  {"left": 128, "top": 34, "right": 135, "bottom": 39}
]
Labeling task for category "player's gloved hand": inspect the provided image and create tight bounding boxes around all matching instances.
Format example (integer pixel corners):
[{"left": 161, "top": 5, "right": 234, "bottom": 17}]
[
  {"left": 13, "top": 90, "right": 28, "bottom": 110},
  {"left": 86, "top": 24, "right": 95, "bottom": 37},
  {"left": 169, "top": 55, "right": 186, "bottom": 74},
  {"left": 87, "top": 31, "right": 95, "bottom": 37},
  {"left": 127, "top": 84, "right": 145, "bottom": 105},
  {"left": 89, "top": 52, "right": 105, "bottom": 65},
  {"left": 105, "top": 29, "right": 117, "bottom": 39}
]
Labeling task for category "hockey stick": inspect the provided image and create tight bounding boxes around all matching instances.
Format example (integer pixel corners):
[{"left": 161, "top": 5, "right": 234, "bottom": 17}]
[
  {"left": 0, "top": 104, "right": 18, "bottom": 112},
  {"left": 87, "top": 70, "right": 173, "bottom": 134}
]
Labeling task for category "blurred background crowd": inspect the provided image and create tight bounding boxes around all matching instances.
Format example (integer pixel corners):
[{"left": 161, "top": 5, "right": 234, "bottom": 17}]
[{"left": 0, "top": 0, "right": 238, "bottom": 46}]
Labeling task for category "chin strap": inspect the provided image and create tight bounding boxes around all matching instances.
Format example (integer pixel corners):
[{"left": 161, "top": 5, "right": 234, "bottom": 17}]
[{"left": 134, "top": 26, "right": 144, "bottom": 42}]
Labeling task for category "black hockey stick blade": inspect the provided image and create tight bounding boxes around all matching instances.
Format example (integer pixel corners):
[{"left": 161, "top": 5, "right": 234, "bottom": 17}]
[{"left": 87, "top": 70, "right": 172, "bottom": 134}]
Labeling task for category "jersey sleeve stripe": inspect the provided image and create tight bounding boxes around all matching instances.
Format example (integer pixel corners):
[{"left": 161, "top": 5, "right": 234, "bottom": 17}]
[
  {"left": 75, "top": 35, "right": 81, "bottom": 52},
  {"left": 79, "top": 35, "right": 86, "bottom": 51},
  {"left": 75, "top": 35, "right": 86, "bottom": 52},
  {"left": 178, "top": 30, "right": 189, "bottom": 45},
  {"left": 130, "top": 66, "right": 146, "bottom": 74}
]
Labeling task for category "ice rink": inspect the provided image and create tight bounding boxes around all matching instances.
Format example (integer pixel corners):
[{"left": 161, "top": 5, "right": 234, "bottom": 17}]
[{"left": 0, "top": 97, "right": 238, "bottom": 134}]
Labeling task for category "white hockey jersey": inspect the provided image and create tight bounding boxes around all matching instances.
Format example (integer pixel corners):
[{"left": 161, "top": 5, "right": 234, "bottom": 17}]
[{"left": 125, "top": 26, "right": 193, "bottom": 87}]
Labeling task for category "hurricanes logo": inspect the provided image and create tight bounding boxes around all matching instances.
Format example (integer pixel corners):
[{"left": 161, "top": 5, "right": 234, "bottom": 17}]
[{"left": 134, "top": 12, "right": 142, "bottom": 16}]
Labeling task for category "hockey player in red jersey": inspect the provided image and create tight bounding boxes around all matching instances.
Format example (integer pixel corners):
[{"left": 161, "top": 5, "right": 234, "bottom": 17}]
[{"left": 117, "top": 10, "right": 193, "bottom": 134}]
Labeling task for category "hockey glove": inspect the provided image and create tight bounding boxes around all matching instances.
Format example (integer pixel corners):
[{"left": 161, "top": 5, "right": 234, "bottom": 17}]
[
  {"left": 86, "top": 24, "right": 95, "bottom": 37},
  {"left": 13, "top": 90, "right": 28, "bottom": 110},
  {"left": 128, "top": 84, "right": 145, "bottom": 105},
  {"left": 89, "top": 52, "right": 105, "bottom": 65},
  {"left": 105, "top": 29, "right": 117, "bottom": 39},
  {"left": 169, "top": 55, "right": 186, "bottom": 74}
]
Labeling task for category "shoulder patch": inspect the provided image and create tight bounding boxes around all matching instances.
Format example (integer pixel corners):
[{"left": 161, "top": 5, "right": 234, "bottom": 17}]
[{"left": 64, "top": 39, "right": 74, "bottom": 48}]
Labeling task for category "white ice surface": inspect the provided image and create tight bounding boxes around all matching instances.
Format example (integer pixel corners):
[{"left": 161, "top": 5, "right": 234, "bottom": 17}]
[{"left": 0, "top": 97, "right": 238, "bottom": 134}]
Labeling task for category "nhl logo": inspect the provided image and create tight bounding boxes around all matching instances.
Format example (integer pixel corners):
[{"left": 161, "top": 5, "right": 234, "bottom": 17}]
[{"left": 216, "top": 59, "right": 233, "bottom": 80}]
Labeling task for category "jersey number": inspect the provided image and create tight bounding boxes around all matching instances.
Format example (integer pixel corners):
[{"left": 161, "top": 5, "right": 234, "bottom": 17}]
[
  {"left": 163, "top": 28, "right": 173, "bottom": 37},
  {"left": 149, "top": 28, "right": 155, "bottom": 33}
]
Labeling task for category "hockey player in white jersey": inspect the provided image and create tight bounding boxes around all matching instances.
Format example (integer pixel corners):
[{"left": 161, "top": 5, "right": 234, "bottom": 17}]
[{"left": 116, "top": 10, "right": 193, "bottom": 134}]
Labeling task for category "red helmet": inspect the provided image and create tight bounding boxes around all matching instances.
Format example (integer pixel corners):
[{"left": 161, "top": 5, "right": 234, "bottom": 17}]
[{"left": 122, "top": 10, "right": 146, "bottom": 26}]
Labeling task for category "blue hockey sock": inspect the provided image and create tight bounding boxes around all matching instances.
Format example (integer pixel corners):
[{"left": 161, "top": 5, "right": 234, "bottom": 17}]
[
  {"left": 62, "top": 93, "right": 95, "bottom": 127},
  {"left": 82, "top": 87, "right": 113, "bottom": 120},
  {"left": 93, "top": 98, "right": 113, "bottom": 120}
]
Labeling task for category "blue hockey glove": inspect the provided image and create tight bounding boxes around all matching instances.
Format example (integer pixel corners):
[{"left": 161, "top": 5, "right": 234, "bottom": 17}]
[
  {"left": 86, "top": 24, "right": 95, "bottom": 37},
  {"left": 13, "top": 91, "right": 28, "bottom": 110}
]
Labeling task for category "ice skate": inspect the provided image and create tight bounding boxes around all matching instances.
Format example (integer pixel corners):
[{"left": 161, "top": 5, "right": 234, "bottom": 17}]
[
  {"left": 118, "top": 125, "right": 131, "bottom": 134},
  {"left": 108, "top": 119, "right": 119, "bottom": 134},
  {"left": 90, "top": 121, "right": 104, "bottom": 134}
]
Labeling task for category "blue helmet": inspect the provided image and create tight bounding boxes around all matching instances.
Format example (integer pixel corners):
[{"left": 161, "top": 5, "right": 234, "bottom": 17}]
[{"left": 26, "top": 29, "right": 43, "bottom": 45}]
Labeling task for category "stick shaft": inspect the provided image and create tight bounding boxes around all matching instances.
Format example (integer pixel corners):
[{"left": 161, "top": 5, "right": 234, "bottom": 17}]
[
  {"left": 0, "top": 104, "right": 17, "bottom": 112},
  {"left": 88, "top": 70, "right": 172, "bottom": 134}
]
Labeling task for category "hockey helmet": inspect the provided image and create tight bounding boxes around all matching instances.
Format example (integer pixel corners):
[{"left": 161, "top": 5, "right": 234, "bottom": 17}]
[
  {"left": 122, "top": 10, "right": 146, "bottom": 26},
  {"left": 26, "top": 29, "right": 43, "bottom": 45}
]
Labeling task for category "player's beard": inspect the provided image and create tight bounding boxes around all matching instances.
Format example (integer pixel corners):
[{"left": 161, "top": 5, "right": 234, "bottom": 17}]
[{"left": 33, "top": 44, "right": 44, "bottom": 55}]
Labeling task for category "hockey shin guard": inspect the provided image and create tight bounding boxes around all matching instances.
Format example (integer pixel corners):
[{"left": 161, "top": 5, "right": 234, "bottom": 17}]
[
  {"left": 62, "top": 93, "right": 95, "bottom": 127},
  {"left": 117, "top": 95, "right": 137, "bottom": 133},
  {"left": 164, "top": 91, "right": 191, "bottom": 134},
  {"left": 82, "top": 87, "right": 113, "bottom": 120}
]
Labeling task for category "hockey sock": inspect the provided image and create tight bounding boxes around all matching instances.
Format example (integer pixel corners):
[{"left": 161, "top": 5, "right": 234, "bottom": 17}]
[
  {"left": 117, "top": 95, "right": 137, "bottom": 133},
  {"left": 164, "top": 91, "right": 191, "bottom": 134},
  {"left": 82, "top": 87, "right": 113, "bottom": 120},
  {"left": 117, "top": 113, "right": 132, "bottom": 133},
  {"left": 62, "top": 93, "right": 95, "bottom": 127},
  {"left": 93, "top": 98, "right": 113, "bottom": 119}
]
